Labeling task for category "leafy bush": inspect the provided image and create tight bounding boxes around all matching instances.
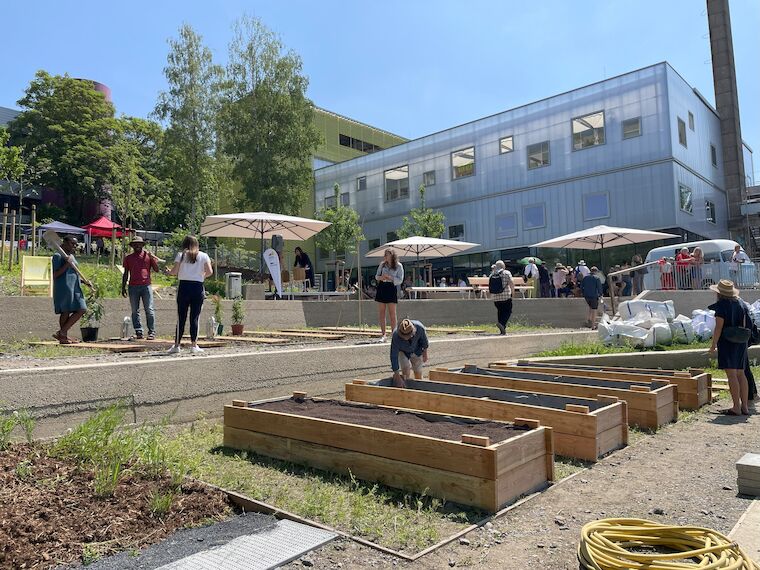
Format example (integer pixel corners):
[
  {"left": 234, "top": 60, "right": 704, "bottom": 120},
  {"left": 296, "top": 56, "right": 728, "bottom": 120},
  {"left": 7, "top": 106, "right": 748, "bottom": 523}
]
[
  {"left": 205, "top": 280, "right": 225, "bottom": 298},
  {"left": 232, "top": 297, "right": 244, "bottom": 324}
]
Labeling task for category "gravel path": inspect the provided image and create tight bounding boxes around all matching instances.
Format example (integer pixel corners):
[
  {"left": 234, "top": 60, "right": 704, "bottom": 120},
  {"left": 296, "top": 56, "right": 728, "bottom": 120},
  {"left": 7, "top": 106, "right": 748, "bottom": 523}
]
[{"left": 284, "top": 395, "right": 759, "bottom": 569}]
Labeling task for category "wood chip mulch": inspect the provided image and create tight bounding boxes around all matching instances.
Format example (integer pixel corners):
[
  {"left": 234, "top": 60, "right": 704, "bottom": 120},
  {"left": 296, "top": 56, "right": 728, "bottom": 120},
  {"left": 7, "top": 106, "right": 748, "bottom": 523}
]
[{"left": 0, "top": 443, "right": 233, "bottom": 569}]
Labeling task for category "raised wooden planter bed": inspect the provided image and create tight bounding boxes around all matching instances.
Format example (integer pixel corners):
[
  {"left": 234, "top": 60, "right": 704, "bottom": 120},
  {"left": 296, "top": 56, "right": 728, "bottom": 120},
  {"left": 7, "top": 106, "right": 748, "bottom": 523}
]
[
  {"left": 223, "top": 396, "right": 554, "bottom": 513},
  {"left": 489, "top": 360, "right": 711, "bottom": 410},
  {"left": 345, "top": 379, "right": 627, "bottom": 462},
  {"left": 428, "top": 365, "right": 677, "bottom": 430}
]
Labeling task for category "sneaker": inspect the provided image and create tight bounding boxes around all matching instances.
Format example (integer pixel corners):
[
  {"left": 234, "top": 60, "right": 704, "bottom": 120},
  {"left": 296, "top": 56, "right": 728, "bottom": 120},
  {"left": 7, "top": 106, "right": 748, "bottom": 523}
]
[
  {"left": 496, "top": 323, "right": 506, "bottom": 335},
  {"left": 190, "top": 345, "right": 205, "bottom": 355},
  {"left": 167, "top": 345, "right": 181, "bottom": 355},
  {"left": 379, "top": 335, "right": 387, "bottom": 343}
]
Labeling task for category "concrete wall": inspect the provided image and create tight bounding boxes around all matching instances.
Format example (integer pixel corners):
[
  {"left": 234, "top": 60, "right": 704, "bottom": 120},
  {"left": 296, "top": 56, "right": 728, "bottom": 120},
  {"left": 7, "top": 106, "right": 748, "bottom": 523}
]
[
  {"left": 0, "top": 296, "right": 590, "bottom": 341},
  {"left": 1, "top": 330, "right": 596, "bottom": 437}
]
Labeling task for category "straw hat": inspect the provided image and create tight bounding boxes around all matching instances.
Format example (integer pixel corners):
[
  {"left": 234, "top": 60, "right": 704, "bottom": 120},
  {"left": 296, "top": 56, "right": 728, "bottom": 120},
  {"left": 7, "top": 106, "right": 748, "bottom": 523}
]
[
  {"left": 555, "top": 262, "right": 564, "bottom": 268},
  {"left": 129, "top": 236, "right": 146, "bottom": 245},
  {"left": 709, "top": 279, "right": 739, "bottom": 298},
  {"left": 398, "top": 319, "right": 416, "bottom": 338},
  {"left": 495, "top": 260, "right": 506, "bottom": 270}
]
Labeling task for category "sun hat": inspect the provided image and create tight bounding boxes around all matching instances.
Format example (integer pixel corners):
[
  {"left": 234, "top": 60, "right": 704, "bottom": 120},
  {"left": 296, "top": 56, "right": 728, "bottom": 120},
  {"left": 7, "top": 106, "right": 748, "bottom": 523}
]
[
  {"left": 709, "top": 279, "right": 739, "bottom": 298},
  {"left": 555, "top": 262, "right": 564, "bottom": 268},
  {"left": 398, "top": 318, "right": 416, "bottom": 338},
  {"left": 129, "top": 236, "right": 146, "bottom": 245},
  {"left": 578, "top": 260, "right": 586, "bottom": 266}
]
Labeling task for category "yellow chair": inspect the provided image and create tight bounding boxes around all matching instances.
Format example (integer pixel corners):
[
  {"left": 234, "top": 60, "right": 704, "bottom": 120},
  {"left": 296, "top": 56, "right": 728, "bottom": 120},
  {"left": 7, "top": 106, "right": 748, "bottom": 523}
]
[{"left": 20, "top": 255, "right": 53, "bottom": 297}]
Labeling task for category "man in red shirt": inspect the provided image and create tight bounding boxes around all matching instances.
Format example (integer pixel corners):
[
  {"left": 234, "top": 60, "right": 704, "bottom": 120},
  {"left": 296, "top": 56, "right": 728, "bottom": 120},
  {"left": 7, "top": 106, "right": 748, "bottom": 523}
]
[{"left": 122, "top": 236, "right": 159, "bottom": 339}]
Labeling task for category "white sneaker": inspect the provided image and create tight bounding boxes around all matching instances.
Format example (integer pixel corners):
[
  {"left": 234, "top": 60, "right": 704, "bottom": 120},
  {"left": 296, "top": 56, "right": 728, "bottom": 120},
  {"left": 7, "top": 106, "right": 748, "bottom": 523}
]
[
  {"left": 379, "top": 335, "right": 387, "bottom": 343},
  {"left": 190, "top": 345, "right": 205, "bottom": 355},
  {"left": 167, "top": 345, "right": 181, "bottom": 355}
]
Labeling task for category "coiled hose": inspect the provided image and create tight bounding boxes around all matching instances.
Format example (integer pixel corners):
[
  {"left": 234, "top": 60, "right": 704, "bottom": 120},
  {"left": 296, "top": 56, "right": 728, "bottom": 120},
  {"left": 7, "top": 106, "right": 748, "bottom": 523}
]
[{"left": 578, "top": 518, "right": 760, "bottom": 569}]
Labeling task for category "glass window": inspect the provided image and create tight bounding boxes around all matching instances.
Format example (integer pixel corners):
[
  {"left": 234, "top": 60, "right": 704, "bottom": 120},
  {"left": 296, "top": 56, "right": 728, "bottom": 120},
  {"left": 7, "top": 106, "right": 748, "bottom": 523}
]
[
  {"left": 527, "top": 141, "right": 550, "bottom": 169},
  {"left": 367, "top": 238, "right": 381, "bottom": 251},
  {"left": 324, "top": 195, "right": 336, "bottom": 209},
  {"left": 711, "top": 144, "right": 718, "bottom": 167},
  {"left": 451, "top": 147, "right": 475, "bottom": 179},
  {"left": 499, "top": 136, "right": 514, "bottom": 154},
  {"left": 678, "top": 118, "right": 687, "bottom": 148},
  {"left": 384, "top": 165, "right": 409, "bottom": 202},
  {"left": 622, "top": 117, "right": 641, "bottom": 139},
  {"left": 495, "top": 213, "right": 518, "bottom": 239},
  {"left": 386, "top": 231, "right": 399, "bottom": 243},
  {"left": 572, "top": 111, "right": 605, "bottom": 150},
  {"left": 679, "top": 184, "right": 693, "bottom": 213},
  {"left": 448, "top": 224, "right": 465, "bottom": 241},
  {"left": 356, "top": 176, "right": 367, "bottom": 191},
  {"left": 705, "top": 200, "right": 716, "bottom": 224},
  {"left": 319, "top": 248, "right": 329, "bottom": 260},
  {"left": 688, "top": 112, "right": 694, "bottom": 131},
  {"left": 341, "top": 192, "right": 350, "bottom": 206},
  {"left": 523, "top": 204, "right": 546, "bottom": 229},
  {"left": 583, "top": 193, "right": 610, "bottom": 220},
  {"left": 423, "top": 170, "right": 436, "bottom": 187}
]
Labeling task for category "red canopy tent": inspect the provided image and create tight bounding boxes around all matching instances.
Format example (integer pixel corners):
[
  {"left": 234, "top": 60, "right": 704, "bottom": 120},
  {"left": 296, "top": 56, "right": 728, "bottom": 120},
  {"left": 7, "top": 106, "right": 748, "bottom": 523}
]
[{"left": 81, "top": 216, "right": 127, "bottom": 238}]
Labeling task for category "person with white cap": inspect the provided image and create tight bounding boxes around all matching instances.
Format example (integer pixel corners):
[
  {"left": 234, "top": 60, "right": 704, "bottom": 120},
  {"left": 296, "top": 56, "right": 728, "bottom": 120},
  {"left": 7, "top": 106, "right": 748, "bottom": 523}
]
[
  {"left": 390, "top": 318, "right": 429, "bottom": 388},
  {"left": 489, "top": 260, "right": 516, "bottom": 334},
  {"left": 574, "top": 260, "right": 590, "bottom": 280}
]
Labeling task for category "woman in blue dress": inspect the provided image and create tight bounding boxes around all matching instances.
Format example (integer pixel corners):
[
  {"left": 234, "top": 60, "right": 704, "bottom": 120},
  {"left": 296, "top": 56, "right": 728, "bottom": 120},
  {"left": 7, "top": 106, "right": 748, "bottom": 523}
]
[
  {"left": 708, "top": 279, "right": 751, "bottom": 416},
  {"left": 52, "top": 235, "right": 91, "bottom": 344}
]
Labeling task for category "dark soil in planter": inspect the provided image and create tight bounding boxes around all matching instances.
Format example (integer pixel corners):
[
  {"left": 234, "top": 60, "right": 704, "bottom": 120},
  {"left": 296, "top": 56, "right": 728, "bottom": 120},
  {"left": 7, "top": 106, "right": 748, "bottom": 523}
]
[
  {"left": 0, "top": 444, "right": 233, "bottom": 569},
  {"left": 255, "top": 398, "right": 529, "bottom": 443}
]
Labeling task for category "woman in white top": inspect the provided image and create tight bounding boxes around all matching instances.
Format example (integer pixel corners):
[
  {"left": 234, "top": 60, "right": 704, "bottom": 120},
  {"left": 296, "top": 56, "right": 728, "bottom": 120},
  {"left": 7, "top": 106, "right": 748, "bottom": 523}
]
[
  {"left": 166, "top": 235, "right": 213, "bottom": 354},
  {"left": 375, "top": 249, "right": 404, "bottom": 342}
]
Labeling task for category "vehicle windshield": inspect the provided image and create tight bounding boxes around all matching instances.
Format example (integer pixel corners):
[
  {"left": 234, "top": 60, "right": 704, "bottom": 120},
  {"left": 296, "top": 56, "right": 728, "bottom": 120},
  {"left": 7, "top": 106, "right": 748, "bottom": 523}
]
[{"left": 721, "top": 249, "right": 735, "bottom": 262}]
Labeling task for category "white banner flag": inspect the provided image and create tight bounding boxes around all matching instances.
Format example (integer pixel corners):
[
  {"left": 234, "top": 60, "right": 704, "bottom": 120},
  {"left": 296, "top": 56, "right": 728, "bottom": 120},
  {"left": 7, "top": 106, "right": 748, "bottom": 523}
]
[{"left": 264, "top": 248, "right": 283, "bottom": 296}]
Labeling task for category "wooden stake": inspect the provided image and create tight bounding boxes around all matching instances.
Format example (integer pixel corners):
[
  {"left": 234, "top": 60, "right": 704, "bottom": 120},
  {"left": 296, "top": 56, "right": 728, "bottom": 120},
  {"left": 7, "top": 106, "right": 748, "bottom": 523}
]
[
  {"left": 30, "top": 204, "right": 36, "bottom": 255},
  {"left": 292, "top": 391, "right": 307, "bottom": 401},
  {"left": 513, "top": 418, "right": 541, "bottom": 429},
  {"left": 565, "top": 404, "right": 590, "bottom": 414},
  {"left": 0, "top": 202, "right": 7, "bottom": 264},
  {"left": 8, "top": 210, "right": 16, "bottom": 270},
  {"left": 110, "top": 226, "right": 116, "bottom": 268},
  {"left": 460, "top": 434, "right": 490, "bottom": 447},
  {"left": 232, "top": 400, "right": 247, "bottom": 408}
]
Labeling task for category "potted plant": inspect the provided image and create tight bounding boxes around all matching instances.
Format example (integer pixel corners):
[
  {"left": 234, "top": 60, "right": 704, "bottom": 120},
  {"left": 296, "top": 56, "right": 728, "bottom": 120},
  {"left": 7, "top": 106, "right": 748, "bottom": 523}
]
[
  {"left": 80, "top": 287, "right": 105, "bottom": 342},
  {"left": 212, "top": 295, "right": 224, "bottom": 336},
  {"left": 231, "top": 297, "right": 245, "bottom": 336}
]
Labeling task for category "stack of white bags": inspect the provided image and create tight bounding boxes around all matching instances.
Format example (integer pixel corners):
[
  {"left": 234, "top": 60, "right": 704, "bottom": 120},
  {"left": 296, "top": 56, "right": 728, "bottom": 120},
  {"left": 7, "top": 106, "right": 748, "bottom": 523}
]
[{"left": 598, "top": 299, "right": 712, "bottom": 348}]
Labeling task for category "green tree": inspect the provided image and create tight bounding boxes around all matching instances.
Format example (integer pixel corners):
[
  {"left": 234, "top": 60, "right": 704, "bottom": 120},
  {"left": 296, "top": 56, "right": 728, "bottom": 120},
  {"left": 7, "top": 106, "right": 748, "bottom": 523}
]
[
  {"left": 314, "top": 183, "right": 365, "bottom": 258},
  {"left": 8, "top": 71, "right": 117, "bottom": 222},
  {"left": 220, "top": 15, "right": 321, "bottom": 215},
  {"left": 397, "top": 184, "right": 445, "bottom": 239},
  {"left": 0, "top": 127, "right": 25, "bottom": 184},
  {"left": 154, "top": 24, "right": 224, "bottom": 233}
]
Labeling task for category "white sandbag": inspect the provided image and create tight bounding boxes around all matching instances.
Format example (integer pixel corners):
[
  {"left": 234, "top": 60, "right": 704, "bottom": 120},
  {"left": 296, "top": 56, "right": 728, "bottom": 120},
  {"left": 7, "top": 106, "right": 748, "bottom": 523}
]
[
  {"left": 644, "top": 322, "right": 673, "bottom": 347},
  {"left": 597, "top": 320, "right": 613, "bottom": 344},
  {"left": 625, "top": 311, "right": 668, "bottom": 330},
  {"left": 618, "top": 300, "right": 675, "bottom": 320},
  {"left": 607, "top": 323, "right": 648, "bottom": 348},
  {"left": 691, "top": 309, "right": 716, "bottom": 333},
  {"left": 693, "top": 321, "right": 713, "bottom": 341},
  {"left": 669, "top": 315, "right": 695, "bottom": 344}
]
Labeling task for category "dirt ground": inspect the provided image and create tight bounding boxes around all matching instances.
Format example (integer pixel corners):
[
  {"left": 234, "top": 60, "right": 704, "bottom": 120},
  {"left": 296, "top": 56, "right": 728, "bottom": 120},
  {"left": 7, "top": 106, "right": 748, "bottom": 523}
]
[{"left": 284, "top": 395, "right": 759, "bottom": 569}]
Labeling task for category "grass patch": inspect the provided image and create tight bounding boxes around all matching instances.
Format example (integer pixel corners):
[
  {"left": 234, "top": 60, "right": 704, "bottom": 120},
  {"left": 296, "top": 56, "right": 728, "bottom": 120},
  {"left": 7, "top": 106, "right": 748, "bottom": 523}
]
[
  {"left": 533, "top": 340, "right": 711, "bottom": 358},
  {"left": 0, "top": 339, "right": 105, "bottom": 359},
  {"left": 554, "top": 456, "right": 590, "bottom": 480},
  {"left": 162, "top": 421, "right": 482, "bottom": 553}
]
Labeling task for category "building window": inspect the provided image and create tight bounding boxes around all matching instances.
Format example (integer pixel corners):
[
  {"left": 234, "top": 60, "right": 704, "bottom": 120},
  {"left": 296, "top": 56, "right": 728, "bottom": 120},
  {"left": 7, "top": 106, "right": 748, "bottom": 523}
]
[
  {"left": 572, "top": 111, "right": 605, "bottom": 150},
  {"left": 451, "top": 147, "right": 475, "bottom": 179},
  {"left": 710, "top": 144, "right": 718, "bottom": 168},
  {"left": 384, "top": 165, "right": 409, "bottom": 201},
  {"left": 583, "top": 193, "right": 610, "bottom": 220},
  {"left": 386, "top": 231, "right": 399, "bottom": 243},
  {"left": 339, "top": 133, "right": 383, "bottom": 154},
  {"left": 341, "top": 192, "right": 350, "bottom": 206},
  {"left": 324, "top": 195, "right": 336, "bottom": 209},
  {"left": 423, "top": 170, "right": 436, "bottom": 187},
  {"left": 367, "top": 238, "right": 381, "bottom": 251},
  {"left": 448, "top": 224, "right": 465, "bottom": 241},
  {"left": 527, "top": 141, "right": 550, "bottom": 169},
  {"left": 356, "top": 176, "right": 367, "bottom": 191},
  {"left": 499, "top": 136, "right": 514, "bottom": 154},
  {"left": 495, "top": 213, "right": 517, "bottom": 239},
  {"left": 622, "top": 117, "right": 641, "bottom": 139},
  {"left": 688, "top": 111, "right": 694, "bottom": 131},
  {"left": 705, "top": 200, "right": 716, "bottom": 224},
  {"left": 523, "top": 204, "right": 546, "bottom": 229},
  {"left": 677, "top": 118, "right": 687, "bottom": 148},
  {"left": 679, "top": 184, "right": 693, "bottom": 213},
  {"left": 319, "top": 248, "right": 329, "bottom": 260}
]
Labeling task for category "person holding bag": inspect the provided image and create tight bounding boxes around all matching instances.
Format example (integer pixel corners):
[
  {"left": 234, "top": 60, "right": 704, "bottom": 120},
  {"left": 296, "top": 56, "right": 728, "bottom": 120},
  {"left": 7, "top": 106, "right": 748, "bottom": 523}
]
[{"left": 708, "top": 279, "right": 751, "bottom": 415}]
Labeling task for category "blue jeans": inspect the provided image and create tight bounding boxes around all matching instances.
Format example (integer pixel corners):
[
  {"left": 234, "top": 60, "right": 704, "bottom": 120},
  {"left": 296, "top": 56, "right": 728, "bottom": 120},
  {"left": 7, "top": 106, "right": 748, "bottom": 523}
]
[{"left": 129, "top": 285, "right": 155, "bottom": 335}]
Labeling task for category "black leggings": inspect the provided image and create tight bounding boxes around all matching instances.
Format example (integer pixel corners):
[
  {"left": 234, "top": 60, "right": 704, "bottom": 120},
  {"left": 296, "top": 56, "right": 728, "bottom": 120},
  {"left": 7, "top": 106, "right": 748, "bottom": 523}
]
[
  {"left": 176, "top": 281, "right": 205, "bottom": 344},
  {"left": 494, "top": 299, "right": 513, "bottom": 327}
]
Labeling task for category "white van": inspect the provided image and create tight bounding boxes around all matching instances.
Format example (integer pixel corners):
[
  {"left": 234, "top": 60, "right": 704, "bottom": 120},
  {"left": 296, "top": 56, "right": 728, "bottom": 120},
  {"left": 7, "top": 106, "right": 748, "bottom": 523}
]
[{"left": 643, "top": 239, "right": 756, "bottom": 290}]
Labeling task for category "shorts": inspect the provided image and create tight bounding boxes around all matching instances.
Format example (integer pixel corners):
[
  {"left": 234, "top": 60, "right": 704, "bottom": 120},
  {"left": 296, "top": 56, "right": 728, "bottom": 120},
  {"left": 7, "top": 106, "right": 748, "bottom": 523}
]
[
  {"left": 584, "top": 296, "right": 599, "bottom": 310},
  {"left": 399, "top": 352, "right": 423, "bottom": 378}
]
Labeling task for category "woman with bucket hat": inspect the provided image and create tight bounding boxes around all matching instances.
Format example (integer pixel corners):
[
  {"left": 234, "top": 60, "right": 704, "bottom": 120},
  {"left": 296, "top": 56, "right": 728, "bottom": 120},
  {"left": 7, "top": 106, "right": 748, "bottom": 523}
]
[{"left": 708, "top": 279, "right": 752, "bottom": 415}]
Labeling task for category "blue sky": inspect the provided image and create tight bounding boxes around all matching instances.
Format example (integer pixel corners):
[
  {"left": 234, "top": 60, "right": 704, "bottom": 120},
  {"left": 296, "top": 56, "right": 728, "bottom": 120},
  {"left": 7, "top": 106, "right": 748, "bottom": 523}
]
[{"left": 2, "top": 0, "right": 758, "bottom": 177}]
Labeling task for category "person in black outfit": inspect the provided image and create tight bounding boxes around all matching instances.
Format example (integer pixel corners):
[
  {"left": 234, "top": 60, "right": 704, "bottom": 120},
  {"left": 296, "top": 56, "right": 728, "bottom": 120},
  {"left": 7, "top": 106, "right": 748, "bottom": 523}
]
[
  {"left": 537, "top": 262, "right": 551, "bottom": 298},
  {"left": 740, "top": 297, "right": 758, "bottom": 401},
  {"left": 708, "top": 280, "right": 751, "bottom": 415},
  {"left": 293, "top": 247, "right": 315, "bottom": 287}
]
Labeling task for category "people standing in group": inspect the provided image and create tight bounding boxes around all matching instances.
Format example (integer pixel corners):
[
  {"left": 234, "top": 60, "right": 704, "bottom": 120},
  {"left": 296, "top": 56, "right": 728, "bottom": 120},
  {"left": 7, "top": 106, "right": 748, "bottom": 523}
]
[
  {"left": 631, "top": 254, "right": 646, "bottom": 295},
  {"left": 708, "top": 279, "right": 752, "bottom": 416},
  {"left": 675, "top": 247, "right": 693, "bottom": 290},
  {"left": 52, "top": 235, "right": 92, "bottom": 344},
  {"left": 489, "top": 260, "right": 516, "bottom": 335},
  {"left": 166, "top": 236, "right": 213, "bottom": 355},
  {"left": 552, "top": 263, "right": 568, "bottom": 298},
  {"left": 293, "top": 247, "right": 315, "bottom": 288},
  {"left": 121, "top": 236, "right": 159, "bottom": 340},
  {"left": 730, "top": 244, "right": 750, "bottom": 287},
  {"left": 375, "top": 249, "right": 403, "bottom": 342},
  {"left": 390, "top": 318, "right": 429, "bottom": 388},
  {"left": 537, "top": 261, "right": 551, "bottom": 298},
  {"left": 580, "top": 266, "right": 604, "bottom": 329},
  {"left": 691, "top": 247, "right": 705, "bottom": 290}
]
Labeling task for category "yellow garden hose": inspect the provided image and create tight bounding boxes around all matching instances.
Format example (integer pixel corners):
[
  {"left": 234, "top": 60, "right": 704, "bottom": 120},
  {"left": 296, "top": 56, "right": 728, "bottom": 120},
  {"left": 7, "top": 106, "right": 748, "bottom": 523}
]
[{"left": 578, "top": 518, "right": 760, "bottom": 569}]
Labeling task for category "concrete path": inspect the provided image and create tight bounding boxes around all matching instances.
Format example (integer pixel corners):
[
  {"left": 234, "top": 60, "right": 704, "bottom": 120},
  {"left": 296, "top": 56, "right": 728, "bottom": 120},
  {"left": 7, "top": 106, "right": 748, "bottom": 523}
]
[{"left": 729, "top": 500, "right": 760, "bottom": 562}]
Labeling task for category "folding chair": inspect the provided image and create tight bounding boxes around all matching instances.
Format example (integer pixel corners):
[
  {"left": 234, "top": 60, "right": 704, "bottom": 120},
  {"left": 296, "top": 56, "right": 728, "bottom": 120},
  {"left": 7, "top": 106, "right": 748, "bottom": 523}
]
[{"left": 20, "top": 255, "right": 53, "bottom": 297}]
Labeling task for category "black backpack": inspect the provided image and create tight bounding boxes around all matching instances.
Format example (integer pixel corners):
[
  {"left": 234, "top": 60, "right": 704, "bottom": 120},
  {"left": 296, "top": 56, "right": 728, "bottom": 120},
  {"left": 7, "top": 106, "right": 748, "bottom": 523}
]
[{"left": 489, "top": 272, "right": 505, "bottom": 294}]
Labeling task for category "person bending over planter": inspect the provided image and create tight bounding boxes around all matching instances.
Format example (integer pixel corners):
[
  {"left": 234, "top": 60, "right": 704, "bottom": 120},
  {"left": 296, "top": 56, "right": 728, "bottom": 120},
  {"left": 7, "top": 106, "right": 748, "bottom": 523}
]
[
  {"left": 166, "top": 235, "right": 213, "bottom": 355},
  {"left": 52, "top": 235, "right": 93, "bottom": 344},
  {"left": 708, "top": 279, "right": 752, "bottom": 416},
  {"left": 390, "top": 318, "right": 429, "bottom": 388}
]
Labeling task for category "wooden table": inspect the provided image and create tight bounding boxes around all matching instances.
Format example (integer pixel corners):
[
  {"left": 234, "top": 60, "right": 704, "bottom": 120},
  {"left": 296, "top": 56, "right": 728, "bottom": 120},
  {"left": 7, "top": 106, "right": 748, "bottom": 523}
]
[
  {"left": 407, "top": 286, "right": 474, "bottom": 299},
  {"left": 281, "top": 290, "right": 355, "bottom": 301}
]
